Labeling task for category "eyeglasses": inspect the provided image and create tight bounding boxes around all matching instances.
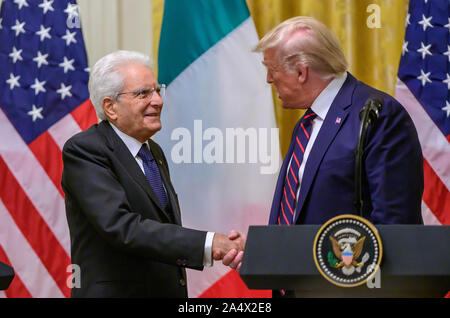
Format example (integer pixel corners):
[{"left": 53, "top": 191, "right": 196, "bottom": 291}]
[{"left": 116, "top": 84, "right": 166, "bottom": 100}]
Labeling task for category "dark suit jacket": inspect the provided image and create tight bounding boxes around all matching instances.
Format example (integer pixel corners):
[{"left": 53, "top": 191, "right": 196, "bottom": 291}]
[
  {"left": 61, "top": 120, "right": 207, "bottom": 297},
  {"left": 269, "top": 73, "right": 424, "bottom": 225}
]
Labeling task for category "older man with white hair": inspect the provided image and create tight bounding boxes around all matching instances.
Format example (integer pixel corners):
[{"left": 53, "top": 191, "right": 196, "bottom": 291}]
[{"left": 62, "top": 50, "right": 243, "bottom": 298}]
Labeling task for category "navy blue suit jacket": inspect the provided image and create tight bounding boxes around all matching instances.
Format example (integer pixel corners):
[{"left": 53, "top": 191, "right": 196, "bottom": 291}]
[{"left": 269, "top": 73, "right": 424, "bottom": 225}]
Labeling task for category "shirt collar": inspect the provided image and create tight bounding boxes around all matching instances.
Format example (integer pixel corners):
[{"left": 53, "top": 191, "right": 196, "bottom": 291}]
[
  {"left": 310, "top": 72, "right": 347, "bottom": 120},
  {"left": 110, "top": 122, "right": 145, "bottom": 158}
]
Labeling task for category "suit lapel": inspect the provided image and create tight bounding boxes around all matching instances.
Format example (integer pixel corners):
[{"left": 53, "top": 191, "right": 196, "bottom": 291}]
[
  {"left": 268, "top": 119, "right": 301, "bottom": 225},
  {"left": 98, "top": 121, "right": 173, "bottom": 222},
  {"left": 293, "top": 73, "right": 357, "bottom": 223}
]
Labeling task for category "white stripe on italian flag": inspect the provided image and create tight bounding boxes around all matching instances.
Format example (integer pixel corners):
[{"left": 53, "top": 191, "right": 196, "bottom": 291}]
[{"left": 158, "top": 1, "right": 279, "bottom": 297}]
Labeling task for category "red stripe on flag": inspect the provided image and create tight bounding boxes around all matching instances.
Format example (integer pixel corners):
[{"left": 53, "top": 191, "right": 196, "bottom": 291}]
[
  {"left": 0, "top": 158, "right": 71, "bottom": 297},
  {"left": 70, "top": 99, "right": 98, "bottom": 131},
  {"left": 0, "top": 245, "right": 32, "bottom": 298},
  {"left": 199, "top": 270, "right": 271, "bottom": 298},
  {"left": 28, "top": 132, "right": 64, "bottom": 197},
  {"left": 422, "top": 158, "right": 450, "bottom": 225}
]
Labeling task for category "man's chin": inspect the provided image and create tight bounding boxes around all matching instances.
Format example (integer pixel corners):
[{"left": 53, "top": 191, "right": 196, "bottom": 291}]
[
  {"left": 150, "top": 123, "right": 162, "bottom": 133},
  {"left": 144, "top": 117, "right": 161, "bottom": 127},
  {"left": 280, "top": 100, "right": 308, "bottom": 110},
  {"left": 281, "top": 101, "right": 298, "bottom": 109},
  {"left": 143, "top": 121, "right": 162, "bottom": 138}
]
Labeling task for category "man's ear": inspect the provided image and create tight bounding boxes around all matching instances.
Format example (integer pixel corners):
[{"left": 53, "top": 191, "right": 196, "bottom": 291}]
[
  {"left": 102, "top": 97, "right": 118, "bottom": 121},
  {"left": 297, "top": 64, "right": 308, "bottom": 84}
]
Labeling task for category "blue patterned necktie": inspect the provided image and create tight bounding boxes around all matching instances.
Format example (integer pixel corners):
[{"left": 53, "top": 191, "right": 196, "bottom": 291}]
[
  {"left": 278, "top": 108, "right": 317, "bottom": 225},
  {"left": 138, "top": 144, "right": 168, "bottom": 208}
]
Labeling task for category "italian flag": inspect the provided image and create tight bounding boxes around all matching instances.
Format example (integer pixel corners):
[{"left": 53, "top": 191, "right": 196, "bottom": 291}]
[{"left": 157, "top": 0, "right": 278, "bottom": 297}]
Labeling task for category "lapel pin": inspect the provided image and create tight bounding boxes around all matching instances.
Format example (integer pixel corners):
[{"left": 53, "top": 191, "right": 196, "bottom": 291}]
[{"left": 335, "top": 117, "right": 342, "bottom": 124}]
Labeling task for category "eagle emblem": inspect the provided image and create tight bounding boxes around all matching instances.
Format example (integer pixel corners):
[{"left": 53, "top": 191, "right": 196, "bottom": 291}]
[
  {"left": 329, "top": 236, "right": 368, "bottom": 275},
  {"left": 313, "top": 214, "right": 382, "bottom": 287}
]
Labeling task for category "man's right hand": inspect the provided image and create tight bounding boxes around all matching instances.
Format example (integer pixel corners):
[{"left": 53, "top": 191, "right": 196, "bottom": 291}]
[{"left": 211, "top": 231, "right": 246, "bottom": 271}]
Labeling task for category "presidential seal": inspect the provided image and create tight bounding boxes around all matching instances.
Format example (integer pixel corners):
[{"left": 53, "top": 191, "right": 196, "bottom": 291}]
[{"left": 313, "top": 214, "right": 383, "bottom": 287}]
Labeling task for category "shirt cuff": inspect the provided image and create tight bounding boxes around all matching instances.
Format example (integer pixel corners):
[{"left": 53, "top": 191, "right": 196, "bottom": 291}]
[{"left": 203, "top": 232, "right": 215, "bottom": 267}]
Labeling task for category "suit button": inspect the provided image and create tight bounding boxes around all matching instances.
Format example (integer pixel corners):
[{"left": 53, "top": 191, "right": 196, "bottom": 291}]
[{"left": 179, "top": 278, "right": 186, "bottom": 287}]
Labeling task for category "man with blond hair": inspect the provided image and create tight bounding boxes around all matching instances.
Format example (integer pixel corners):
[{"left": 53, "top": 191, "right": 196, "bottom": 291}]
[{"left": 254, "top": 17, "right": 423, "bottom": 296}]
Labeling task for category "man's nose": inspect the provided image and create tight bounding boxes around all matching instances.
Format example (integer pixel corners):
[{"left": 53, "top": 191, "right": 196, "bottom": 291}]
[
  {"left": 151, "top": 92, "right": 163, "bottom": 107},
  {"left": 266, "top": 71, "right": 273, "bottom": 84}
]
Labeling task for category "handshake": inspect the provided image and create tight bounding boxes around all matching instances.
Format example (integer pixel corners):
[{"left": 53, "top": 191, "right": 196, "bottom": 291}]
[{"left": 212, "top": 230, "right": 246, "bottom": 271}]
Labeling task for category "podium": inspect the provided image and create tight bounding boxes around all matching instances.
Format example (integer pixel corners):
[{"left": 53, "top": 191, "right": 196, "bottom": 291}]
[
  {"left": 239, "top": 225, "right": 450, "bottom": 297},
  {"left": 0, "top": 261, "right": 14, "bottom": 291}
]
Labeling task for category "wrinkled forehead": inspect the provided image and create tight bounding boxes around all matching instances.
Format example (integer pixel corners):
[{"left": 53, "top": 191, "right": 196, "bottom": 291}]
[
  {"left": 262, "top": 47, "right": 280, "bottom": 67},
  {"left": 118, "top": 62, "right": 156, "bottom": 88}
]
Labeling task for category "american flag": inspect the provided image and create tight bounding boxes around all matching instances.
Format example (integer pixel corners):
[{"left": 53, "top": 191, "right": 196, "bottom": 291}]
[
  {"left": 0, "top": 0, "right": 97, "bottom": 297},
  {"left": 395, "top": 0, "right": 449, "bottom": 225}
]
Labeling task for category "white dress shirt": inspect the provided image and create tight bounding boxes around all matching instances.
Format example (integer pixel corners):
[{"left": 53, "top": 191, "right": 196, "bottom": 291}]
[
  {"left": 110, "top": 123, "right": 214, "bottom": 266},
  {"left": 290, "top": 73, "right": 348, "bottom": 220}
]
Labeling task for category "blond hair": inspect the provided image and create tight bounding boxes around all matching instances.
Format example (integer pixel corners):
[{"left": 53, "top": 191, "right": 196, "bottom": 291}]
[{"left": 254, "top": 16, "right": 348, "bottom": 79}]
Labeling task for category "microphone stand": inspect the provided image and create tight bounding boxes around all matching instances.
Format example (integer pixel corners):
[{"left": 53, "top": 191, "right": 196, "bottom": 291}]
[{"left": 354, "top": 97, "right": 383, "bottom": 217}]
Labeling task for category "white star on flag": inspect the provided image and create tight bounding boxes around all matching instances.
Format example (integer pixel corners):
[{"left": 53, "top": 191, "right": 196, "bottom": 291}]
[
  {"left": 444, "top": 18, "right": 450, "bottom": 32},
  {"left": 31, "top": 78, "right": 46, "bottom": 95},
  {"left": 417, "top": 42, "right": 432, "bottom": 59},
  {"left": 38, "top": 0, "right": 54, "bottom": 14},
  {"left": 6, "top": 73, "right": 20, "bottom": 90},
  {"left": 36, "top": 25, "right": 52, "bottom": 42},
  {"left": 64, "top": 3, "right": 79, "bottom": 19},
  {"left": 402, "top": 41, "right": 409, "bottom": 56},
  {"left": 418, "top": 14, "right": 433, "bottom": 31},
  {"left": 443, "top": 74, "right": 450, "bottom": 90},
  {"left": 56, "top": 83, "right": 72, "bottom": 100},
  {"left": 0, "top": 0, "right": 95, "bottom": 299},
  {"left": 27, "top": 105, "right": 44, "bottom": 122},
  {"left": 442, "top": 101, "right": 450, "bottom": 117},
  {"left": 11, "top": 19, "right": 26, "bottom": 36},
  {"left": 62, "top": 30, "right": 77, "bottom": 46},
  {"left": 417, "top": 69, "right": 432, "bottom": 86},
  {"left": 59, "top": 57, "right": 75, "bottom": 73},
  {"left": 9, "top": 46, "right": 23, "bottom": 63},
  {"left": 443, "top": 45, "right": 450, "bottom": 63},
  {"left": 14, "top": 0, "right": 29, "bottom": 10},
  {"left": 33, "top": 51, "right": 49, "bottom": 68}
]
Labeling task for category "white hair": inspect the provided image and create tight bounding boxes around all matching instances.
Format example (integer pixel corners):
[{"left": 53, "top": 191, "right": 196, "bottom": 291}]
[{"left": 88, "top": 50, "right": 153, "bottom": 121}]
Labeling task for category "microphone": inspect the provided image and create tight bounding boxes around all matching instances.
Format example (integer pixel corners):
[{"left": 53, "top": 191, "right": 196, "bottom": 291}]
[{"left": 354, "top": 97, "right": 383, "bottom": 216}]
